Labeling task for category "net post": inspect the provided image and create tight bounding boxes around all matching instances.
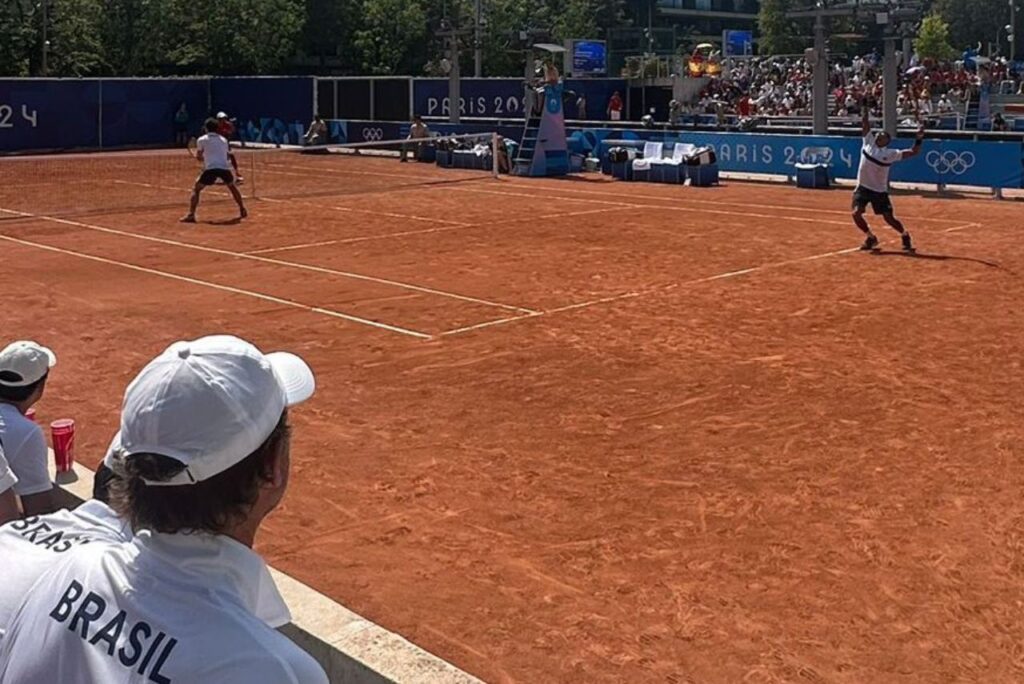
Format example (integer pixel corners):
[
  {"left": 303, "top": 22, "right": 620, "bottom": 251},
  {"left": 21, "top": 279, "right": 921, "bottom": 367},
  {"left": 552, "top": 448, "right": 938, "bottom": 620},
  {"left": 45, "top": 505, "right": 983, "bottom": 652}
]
[
  {"left": 491, "top": 132, "right": 500, "bottom": 179},
  {"left": 250, "top": 151, "right": 257, "bottom": 199}
]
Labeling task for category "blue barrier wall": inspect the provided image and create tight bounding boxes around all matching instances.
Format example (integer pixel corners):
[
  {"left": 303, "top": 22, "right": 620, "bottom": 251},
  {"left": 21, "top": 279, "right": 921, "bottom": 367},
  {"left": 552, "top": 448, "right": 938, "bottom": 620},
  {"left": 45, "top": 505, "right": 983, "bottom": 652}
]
[
  {"left": 1, "top": 77, "right": 315, "bottom": 152},
  {"left": 339, "top": 119, "right": 1024, "bottom": 189},
  {"left": 413, "top": 78, "right": 627, "bottom": 119},
  {"left": 100, "top": 79, "right": 207, "bottom": 148},
  {"left": 582, "top": 129, "right": 1024, "bottom": 189},
  {"left": 212, "top": 77, "right": 313, "bottom": 145},
  {"left": 0, "top": 80, "right": 101, "bottom": 152}
]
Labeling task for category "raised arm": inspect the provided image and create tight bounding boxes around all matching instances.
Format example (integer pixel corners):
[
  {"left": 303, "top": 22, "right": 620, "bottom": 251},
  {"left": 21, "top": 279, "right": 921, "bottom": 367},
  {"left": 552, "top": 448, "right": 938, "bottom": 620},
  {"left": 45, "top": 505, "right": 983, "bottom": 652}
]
[
  {"left": 901, "top": 125, "right": 925, "bottom": 160},
  {"left": 861, "top": 98, "right": 871, "bottom": 136}
]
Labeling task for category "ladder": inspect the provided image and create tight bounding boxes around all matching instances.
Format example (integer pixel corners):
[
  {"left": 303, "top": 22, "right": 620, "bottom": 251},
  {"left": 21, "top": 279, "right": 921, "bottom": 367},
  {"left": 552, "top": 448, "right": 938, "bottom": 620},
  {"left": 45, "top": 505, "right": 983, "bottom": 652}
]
[{"left": 514, "top": 106, "right": 543, "bottom": 175}]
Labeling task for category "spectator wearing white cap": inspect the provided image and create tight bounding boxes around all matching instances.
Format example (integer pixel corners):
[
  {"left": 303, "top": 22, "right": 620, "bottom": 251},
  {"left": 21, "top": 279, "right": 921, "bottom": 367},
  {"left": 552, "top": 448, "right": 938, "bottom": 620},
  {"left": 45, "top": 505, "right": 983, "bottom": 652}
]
[
  {"left": 0, "top": 335, "right": 327, "bottom": 684},
  {"left": 0, "top": 443, "right": 19, "bottom": 525},
  {"left": 0, "top": 341, "right": 57, "bottom": 516}
]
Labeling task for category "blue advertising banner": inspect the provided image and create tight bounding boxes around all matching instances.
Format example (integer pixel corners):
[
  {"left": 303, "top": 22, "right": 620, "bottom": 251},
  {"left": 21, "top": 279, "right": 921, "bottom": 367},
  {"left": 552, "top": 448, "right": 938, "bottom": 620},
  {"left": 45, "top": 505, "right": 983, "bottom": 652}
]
[
  {"left": 0, "top": 80, "right": 101, "bottom": 152},
  {"left": 413, "top": 78, "right": 627, "bottom": 119},
  {"left": 100, "top": 79, "right": 207, "bottom": 147},
  {"left": 584, "top": 129, "right": 1023, "bottom": 188},
  {"left": 336, "top": 120, "right": 1024, "bottom": 189}
]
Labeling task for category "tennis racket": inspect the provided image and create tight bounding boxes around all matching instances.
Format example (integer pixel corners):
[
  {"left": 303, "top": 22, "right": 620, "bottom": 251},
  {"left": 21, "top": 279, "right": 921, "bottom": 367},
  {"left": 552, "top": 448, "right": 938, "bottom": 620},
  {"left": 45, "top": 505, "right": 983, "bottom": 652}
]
[{"left": 186, "top": 136, "right": 199, "bottom": 160}]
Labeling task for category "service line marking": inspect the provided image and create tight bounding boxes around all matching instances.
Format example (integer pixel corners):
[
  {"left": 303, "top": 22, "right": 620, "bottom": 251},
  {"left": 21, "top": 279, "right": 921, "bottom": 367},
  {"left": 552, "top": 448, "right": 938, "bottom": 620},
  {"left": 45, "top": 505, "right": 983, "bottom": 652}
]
[
  {"left": 246, "top": 205, "right": 634, "bottom": 255},
  {"left": 0, "top": 230, "right": 432, "bottom": 339},
  {"left": 1, "top": 207, "right": 536, "bottom": 315},
  {"left": 440, "top": 245, "right": 864, "bottom": 337}
]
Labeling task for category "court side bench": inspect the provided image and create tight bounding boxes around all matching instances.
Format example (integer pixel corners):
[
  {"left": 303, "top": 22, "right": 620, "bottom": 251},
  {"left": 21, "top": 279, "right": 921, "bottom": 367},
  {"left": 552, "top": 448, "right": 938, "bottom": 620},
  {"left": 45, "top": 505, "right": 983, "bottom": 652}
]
[
  {"left": 49, "top": 457, "right": 483, "bottom": 684},
  {"left": 600, "top": 139, "right": 719, "bottom": 186}
]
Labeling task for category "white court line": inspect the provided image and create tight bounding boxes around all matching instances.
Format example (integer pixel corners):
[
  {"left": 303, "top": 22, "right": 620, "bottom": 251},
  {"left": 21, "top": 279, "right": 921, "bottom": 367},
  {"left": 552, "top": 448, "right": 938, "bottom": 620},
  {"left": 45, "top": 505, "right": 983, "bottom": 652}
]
[
  {"left": 1, "top": 207, "right": 537, "bottom": 315},
  {"left": 266, "top": 164, "right": 974, "bottom": 225},
  {"left": 445, "top": 185, "right": 856, "bottom": 228},
  {"left": 246, "top": 205, "right": 634, "bottom": 255},
  {"left": 440, "top": 245, "right": 866, "bottom": 337},
  {"left": 943, "top": 222, "right": 983, "bottom": 233},
  {"left": 114, "top": 179, "right": 468, "bottom": 227},
  {"left": 508, "top": 178, "right": 975, "bottom": 225},
  {"left": 0, "top": 231, "right": 432, "bottom": 339}
]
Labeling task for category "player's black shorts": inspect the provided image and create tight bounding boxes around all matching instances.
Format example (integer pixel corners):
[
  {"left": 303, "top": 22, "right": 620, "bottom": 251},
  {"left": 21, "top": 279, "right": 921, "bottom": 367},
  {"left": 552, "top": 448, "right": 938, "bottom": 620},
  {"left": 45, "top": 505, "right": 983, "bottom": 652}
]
[
  {"left": 852, "top": 186, "right": 892, "bottom": 215},
  {"left": 198, "top": 168, "right": 234, "bottom": 186}
]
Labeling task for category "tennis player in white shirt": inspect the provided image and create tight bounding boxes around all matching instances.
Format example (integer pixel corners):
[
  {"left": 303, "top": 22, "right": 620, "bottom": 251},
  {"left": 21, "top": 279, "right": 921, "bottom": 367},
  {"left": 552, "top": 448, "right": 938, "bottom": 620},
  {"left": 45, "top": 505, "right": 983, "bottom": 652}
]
[
  {"left": 181, "top": 118, "right": 248, "bottom": 224},
  {"left": 852, "top": 101, "right": 924, "bottom": 253}
]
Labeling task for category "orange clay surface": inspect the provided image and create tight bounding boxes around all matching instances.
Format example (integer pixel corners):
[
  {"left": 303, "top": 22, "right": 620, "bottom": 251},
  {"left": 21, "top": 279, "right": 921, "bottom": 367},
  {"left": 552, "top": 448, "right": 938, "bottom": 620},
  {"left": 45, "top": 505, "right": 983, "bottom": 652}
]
[{"left": 2, "top": 150, "right": 1023, "bottom": 683}]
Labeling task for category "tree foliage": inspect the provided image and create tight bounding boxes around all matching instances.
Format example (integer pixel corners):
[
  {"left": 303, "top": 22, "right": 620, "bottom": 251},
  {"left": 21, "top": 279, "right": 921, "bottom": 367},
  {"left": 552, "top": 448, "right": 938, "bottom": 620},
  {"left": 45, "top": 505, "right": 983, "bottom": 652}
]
[
  {"left": 933, "top": 0, "right": 1014, "bottom": 54},
  {"left": 915, "top": 13, "right": 957, "bottom": 62},
  {"left": 758, "top": 0, "right": 803, "bottom": 56},
  {"left": 2, "top": 0, "right": 627, "bottom": 76}
]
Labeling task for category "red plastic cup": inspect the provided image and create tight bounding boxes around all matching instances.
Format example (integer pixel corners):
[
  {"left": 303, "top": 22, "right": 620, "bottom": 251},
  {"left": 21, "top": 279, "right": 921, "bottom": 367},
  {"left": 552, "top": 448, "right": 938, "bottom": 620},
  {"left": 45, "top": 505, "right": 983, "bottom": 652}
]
[
  {"left": 51, "top": 419, "right": 76, "bottom": 474},
  {"left": 24, "top": 408, "right": 36, "bottom": 422}
]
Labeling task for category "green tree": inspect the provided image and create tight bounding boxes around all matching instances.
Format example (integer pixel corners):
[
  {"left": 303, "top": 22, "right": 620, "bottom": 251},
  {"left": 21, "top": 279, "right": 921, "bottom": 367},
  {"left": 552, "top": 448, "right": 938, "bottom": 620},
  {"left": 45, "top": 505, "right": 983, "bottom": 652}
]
[
  {"left": 48, "top": 0, "right": 106, "bottom": 76},
  {"left": 934, "top": 0, "right": 1010, "bottom": 53},
  {"left": 915, "top": 13, "right": 957, "bottom": 61},
  {"left": 354, "top": 0, "right": 427, "bottom": 74},
  {"left": 0, "top": 0, "right": 36, "bottom": 76},
  {"left": 758, "top": 0, "right": 802, "bottom": 55}
]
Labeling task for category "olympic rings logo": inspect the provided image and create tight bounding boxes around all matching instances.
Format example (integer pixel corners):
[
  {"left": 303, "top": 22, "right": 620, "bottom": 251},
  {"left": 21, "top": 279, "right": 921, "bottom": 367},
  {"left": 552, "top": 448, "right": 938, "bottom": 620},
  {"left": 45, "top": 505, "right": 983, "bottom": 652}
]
[
  {"left": 361, "top": 127, "right": 384, "bottom": 141},
  {"left": 926, "top": 150, "right": 976, "bottom": 175}
]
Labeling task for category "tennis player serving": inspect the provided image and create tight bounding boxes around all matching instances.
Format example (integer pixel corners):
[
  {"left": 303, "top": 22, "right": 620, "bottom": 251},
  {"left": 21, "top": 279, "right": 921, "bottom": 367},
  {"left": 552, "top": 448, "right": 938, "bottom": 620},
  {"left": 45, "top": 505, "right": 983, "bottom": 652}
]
[
  {"left": 181, "top": 118, "right": 247, "bottom": 223},
  {"left": 852, "top": 100, "right": 923, "bottom": 253}
]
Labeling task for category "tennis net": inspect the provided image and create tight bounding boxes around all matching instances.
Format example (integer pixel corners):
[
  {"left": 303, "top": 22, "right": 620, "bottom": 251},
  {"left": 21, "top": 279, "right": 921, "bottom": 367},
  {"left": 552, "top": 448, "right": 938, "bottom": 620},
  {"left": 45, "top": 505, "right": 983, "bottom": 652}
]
[{"left": 0, "top": 132, "right": 502, "bottom": 220}]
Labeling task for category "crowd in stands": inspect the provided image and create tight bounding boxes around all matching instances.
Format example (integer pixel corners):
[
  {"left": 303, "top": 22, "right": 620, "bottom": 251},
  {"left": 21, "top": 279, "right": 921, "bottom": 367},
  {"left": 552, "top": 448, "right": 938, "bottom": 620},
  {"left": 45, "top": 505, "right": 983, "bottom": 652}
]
[
  {"left": 687, "top": 51, "right": 1022, "bottom": 124},
  {"left": 0, "top": 336, "right": 329, "bottom": 683}
]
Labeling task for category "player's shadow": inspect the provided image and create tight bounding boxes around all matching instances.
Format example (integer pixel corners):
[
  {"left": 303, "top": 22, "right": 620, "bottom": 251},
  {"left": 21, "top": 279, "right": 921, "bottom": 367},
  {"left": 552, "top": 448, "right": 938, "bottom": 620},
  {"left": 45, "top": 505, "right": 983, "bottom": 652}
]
[
  {"left": 207, "top": 217, "right": 243, "bottom": 226},
  {"left": 871, "top": 249, "right": 1004, "bottom": 270}
]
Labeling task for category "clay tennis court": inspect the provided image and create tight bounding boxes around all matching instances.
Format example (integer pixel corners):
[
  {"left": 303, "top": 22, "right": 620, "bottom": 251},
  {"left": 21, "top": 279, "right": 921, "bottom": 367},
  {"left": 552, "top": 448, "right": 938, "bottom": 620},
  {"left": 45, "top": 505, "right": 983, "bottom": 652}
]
[{"left": 2, "top": 150, "right": 1023, "bottom": 683}]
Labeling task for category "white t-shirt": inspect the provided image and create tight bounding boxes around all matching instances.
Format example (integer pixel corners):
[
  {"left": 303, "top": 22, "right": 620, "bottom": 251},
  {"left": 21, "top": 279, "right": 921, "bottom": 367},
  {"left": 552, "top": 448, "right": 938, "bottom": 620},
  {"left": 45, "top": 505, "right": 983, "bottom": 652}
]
[
  {"left": 0, "top": 499, "right": 131, "bottom": 631},
  {"left": 0, "top": 531, "right": 327, "bottom": 684},
  {"left": 0, "top": 403, "right": 51, "bottom": 496},
  {"left": 197, "top": 133, "right": 232, "bottom": 171},
  {"left": 0, "top": 443, "right": 16, "bottom": 494},
  {"left": 856, "top": 132, "right": 905, "bottom": 193}
]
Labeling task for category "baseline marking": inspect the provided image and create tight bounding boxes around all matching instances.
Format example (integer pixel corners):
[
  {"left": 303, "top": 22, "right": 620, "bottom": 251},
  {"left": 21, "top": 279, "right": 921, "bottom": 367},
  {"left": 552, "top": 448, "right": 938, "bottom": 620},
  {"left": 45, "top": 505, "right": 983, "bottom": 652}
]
[
  {"left": 509, "top": 178, "right": 977, "bottom": 225},
  {"left": 0, "top": 232, "right": 432, "bottom": 339}
]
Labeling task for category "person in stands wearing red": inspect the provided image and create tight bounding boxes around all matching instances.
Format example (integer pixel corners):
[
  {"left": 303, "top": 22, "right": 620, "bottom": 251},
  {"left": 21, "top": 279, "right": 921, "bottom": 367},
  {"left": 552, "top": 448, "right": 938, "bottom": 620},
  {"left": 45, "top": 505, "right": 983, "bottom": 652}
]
[
  {"left": 215, "top": 112, "right": 244, "bottom": 183},
  {"left": 607, "top": 91, "right": 623, "bottom": 121}
]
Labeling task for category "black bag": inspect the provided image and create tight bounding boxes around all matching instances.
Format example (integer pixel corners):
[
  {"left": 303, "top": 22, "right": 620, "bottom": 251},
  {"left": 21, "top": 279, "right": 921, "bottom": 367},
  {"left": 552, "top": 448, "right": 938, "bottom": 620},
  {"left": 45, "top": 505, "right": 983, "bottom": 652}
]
[
  {"left": 608, "top": 147, "right": 629, "bottom": 163},
  {"left": 686, "top": 147, "right": 717, "bottom": 166}
]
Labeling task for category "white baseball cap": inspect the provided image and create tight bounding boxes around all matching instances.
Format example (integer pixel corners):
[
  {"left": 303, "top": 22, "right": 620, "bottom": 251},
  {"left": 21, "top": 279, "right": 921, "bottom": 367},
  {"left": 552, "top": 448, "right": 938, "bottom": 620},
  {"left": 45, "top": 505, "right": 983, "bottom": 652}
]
[
  {"left": 0, "top": 341, "right": 56, "bottom": 387},
  {"left": 216, "top": 111, "right": 228, "bottom": 118},
  {"left": 106, "top": 335, "right": 315, "bottom": 486}
]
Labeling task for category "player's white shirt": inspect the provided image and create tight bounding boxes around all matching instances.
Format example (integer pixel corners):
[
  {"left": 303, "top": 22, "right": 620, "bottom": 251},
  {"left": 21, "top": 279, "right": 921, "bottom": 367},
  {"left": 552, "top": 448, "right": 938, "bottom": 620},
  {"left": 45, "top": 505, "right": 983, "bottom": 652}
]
[
  {"left": 197, "top": 132, "right": 232, "bottom": 171},
  {"left": 0, "top": 443, "right": 15, "bottom": 495},
  {"left": 0, "top": 499, "right": 131, "bottom": 631},
  {"left": 0, "top": 530, "right": 327, "bottom": 684},
  {"left": 0, "top": 403, "right": 51, "bottom": 496},
  {"left": 856, "top": 132, "right": 905, "bottom": 193}
]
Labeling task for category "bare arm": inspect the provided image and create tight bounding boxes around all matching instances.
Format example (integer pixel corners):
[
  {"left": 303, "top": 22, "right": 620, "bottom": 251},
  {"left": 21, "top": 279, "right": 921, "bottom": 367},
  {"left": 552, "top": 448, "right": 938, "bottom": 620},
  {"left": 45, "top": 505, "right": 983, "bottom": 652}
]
[
  {"left": 0, "top": 488, "right": 18, "bottom": 525},
  {"left": 861, "top": 100, "right": 871, "bottom": 136},
  {"left": 901, "top": 125, "right": 925, "bottom": 160}
]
